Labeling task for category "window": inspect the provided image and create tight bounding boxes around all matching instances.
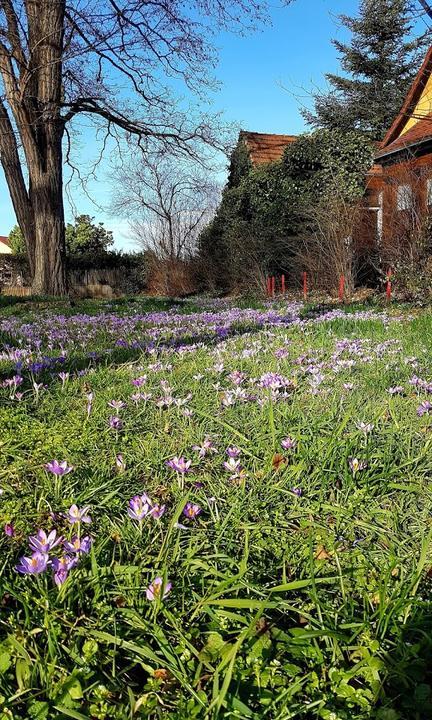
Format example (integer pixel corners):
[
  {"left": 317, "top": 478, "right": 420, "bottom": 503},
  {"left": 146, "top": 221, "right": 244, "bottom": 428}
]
[
  {"left": 397, "top": 184, "right": 413, "bottom": 211},
  {"left": 427, "top": 178, "right": 432, "bottom": 206},
  {"left": 377, "top": 191, "right": 383, "bottom": 241}
]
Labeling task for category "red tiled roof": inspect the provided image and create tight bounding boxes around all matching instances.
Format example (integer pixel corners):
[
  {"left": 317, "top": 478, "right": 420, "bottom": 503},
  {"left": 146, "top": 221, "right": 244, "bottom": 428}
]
[
  {"left": 377, "top": 45, "right": 432, "bottom": 158},
  {"left": 0, "top": 236, "right": 10, "bottom": 247},
  {"left": 376, "top": 114, "right": 432, "bottom": 159},
  {"left": 240, "top": 131, "right": 297, "bottom": 165}
]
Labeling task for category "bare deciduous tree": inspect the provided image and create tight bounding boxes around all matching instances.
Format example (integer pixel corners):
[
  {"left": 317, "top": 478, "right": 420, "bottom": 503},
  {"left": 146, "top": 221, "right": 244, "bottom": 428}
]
[
  {"left": 0, "top": 0, "right": 286, "bottom": 294},
  {"left": 113, "top": 157, "right": 220, "bottom": 261}
]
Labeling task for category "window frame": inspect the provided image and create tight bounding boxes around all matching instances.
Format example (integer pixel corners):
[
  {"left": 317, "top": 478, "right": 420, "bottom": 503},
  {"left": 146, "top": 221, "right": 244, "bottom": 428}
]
[{"left": 396, "top": 184, "right": 413, "bottom": 212}]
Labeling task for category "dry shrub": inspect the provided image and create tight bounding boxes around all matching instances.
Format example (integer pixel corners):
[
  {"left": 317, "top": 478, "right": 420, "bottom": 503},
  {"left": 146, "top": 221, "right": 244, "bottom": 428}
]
[
  {"left": 227, "top": 259, "right": 269, "bottom": 298},
  {"left": 146, "top": 255, "right": 196, "bottom": 297},
  {"left": 379, "top": 160, "right": 432, "bottom": 297},
  {"left": 293, "top": 193, "right": 363, "bottom": 298},
  {"left": 2, "top": 285, "right": 32, "bottom": 297}
]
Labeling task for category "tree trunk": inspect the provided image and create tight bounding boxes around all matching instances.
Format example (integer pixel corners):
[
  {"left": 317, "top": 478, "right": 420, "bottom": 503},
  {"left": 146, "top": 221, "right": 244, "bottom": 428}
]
[
  {"left": 0, "top": 103, "right": 36, "bottom": 276},
  {"left": 26, "top": 0, "right": 67, "bottom": 296},
  {"left": 30, "top": 128, "right": 67, "bottom": 296}
]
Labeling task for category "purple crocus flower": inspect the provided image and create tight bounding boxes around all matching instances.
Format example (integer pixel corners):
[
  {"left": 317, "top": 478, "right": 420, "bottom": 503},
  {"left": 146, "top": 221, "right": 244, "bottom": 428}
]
[
  {"left": 132, "top": 376, "right": 147, "bottom": 387},
  {"left": 192, "top": 438, "right": 217, "bottom": 458},
  {"left": 29, "top": 529, "right": 62, "bottom": 553},
  {"left": 259, "top": 372, "right": 290, "bottom": 391},
  {"left": 149, "top": 504, "right": 166, "bottom": 519},
  {"left": 115, "top": 453, "right": 125, "bottom": 471},
  {"left": 387, "top": 386, "right": 404, "bottom": 395},
  {"left": 131, "top": 391, "right": 152, "bottom": 403},
  {"left": 109, "top": 415, "right": 123, "bottom": 430},
  {"left": 67, "top": 504, "right": 92, "bottom": 525},
  {"left": 52, "top": 555, "right": 75, "bottom": 586},
  {"left": 146, "top": 576, "right": 172, "bottom": 601},
  {"left": 292, "top": 487, "right": 303, "bottom": 497},
  {"left": 64, "top": 535, "right": 92, "bottom": 554},
  {"left": 417, "top": 401, "right": 432, "bottom": 417},
  {"left": 183, "top": 502, "right": 202, "bottom": 520},
  {"left": 226, "top": 446, "right": 241, "bottom": 458},
  {"left": 166, "top": 457, "right": 192, "bottom": 474},
  {"left": 223, "top": 457, "right": 241, "bottom": 474},
  {"left": 108, "top": 400, "right": 126, "bottom": 410},
  {"left": 356, "top": 422, "right": 374, "bottom": 434},
  {"left": 86, "top": 392, "right": 94, "bottom": 417},
  {"left": 4, "top": 523, "right": 15, "bottom": 537},
  {"left": 16, "top": 552, "right": 49, "bottom": 575},
  {"left": 44, "top": 459, "right": 74, "bottom": 476},
  {"left": 349, "top": 458, "right": 368, "bottom": 474},
  {"left": 127, "top": 494, "right": 152, "bottom": 522},
  {"left": 228, "top": 370, "right": 246, "bottom": 385},
  {"left": 281, "top": 436, "right": 297, "bottom": 451}
]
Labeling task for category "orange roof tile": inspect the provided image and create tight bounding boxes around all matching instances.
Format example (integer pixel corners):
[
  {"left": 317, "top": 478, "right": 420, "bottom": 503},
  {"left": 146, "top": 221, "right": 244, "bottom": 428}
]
[
  {"left": 376, "top": 114, "right": 432, "bottom": 159},
  {"left": 240, "top": 131, "right": 297, "bottom": 166},
  {"left": 0, "top": 236, "right": 10, "bottom": 247}
]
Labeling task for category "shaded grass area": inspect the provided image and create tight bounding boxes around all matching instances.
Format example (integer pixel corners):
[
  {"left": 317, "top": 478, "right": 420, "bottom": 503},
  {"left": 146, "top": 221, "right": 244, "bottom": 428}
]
[
  {"left": 0, "top": 294, "right": 188, "bottom": 317},
  {"left": 1, "top": 300, "right": 432, "bottom": 718}
]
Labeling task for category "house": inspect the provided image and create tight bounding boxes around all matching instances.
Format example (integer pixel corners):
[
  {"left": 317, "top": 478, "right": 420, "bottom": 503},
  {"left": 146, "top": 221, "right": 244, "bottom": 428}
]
[
  {"left": 367, "top": 45, "right": 432, "bottom": 248},
  {"left": 239, "top": 50, "right": 432, "bottom": 280},
  {"left": 239, "top": 131, "right": 297, "bottom": 166},
  {"left": 0, "top": 235, "right": 12, "bottom": 254}
]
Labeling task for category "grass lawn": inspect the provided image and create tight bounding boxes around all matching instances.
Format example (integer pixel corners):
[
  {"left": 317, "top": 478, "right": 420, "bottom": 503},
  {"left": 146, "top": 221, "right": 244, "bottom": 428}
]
[{"left": 1, "top": 295, "right": 432, "bottom": 719}]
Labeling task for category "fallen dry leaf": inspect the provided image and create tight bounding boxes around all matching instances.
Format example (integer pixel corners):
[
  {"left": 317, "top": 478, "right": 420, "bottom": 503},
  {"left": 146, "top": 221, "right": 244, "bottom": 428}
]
[
  {"left": 315, "top": 545, "right": 332, "bottom": 561},
  {"left": 272, "top": 453, "right": 286, "bottom": 471}
]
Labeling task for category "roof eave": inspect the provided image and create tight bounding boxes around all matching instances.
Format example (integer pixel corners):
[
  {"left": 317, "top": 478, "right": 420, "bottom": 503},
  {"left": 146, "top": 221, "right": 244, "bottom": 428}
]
[
  {"left": 380, "top": 45, "right": 432, "bottom": 149},
  {"left": 375, "top": 136, "right": 432, "bottom": 162}
]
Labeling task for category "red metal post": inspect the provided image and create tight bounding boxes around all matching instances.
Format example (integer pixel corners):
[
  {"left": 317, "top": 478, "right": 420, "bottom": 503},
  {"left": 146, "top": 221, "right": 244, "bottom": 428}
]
[
  {"left": 338, "top": 275, "right": 345, "bottom": 301},
  {"left": 281, "top": 274, "right": 285, "bottom": 295},
  {"left": 386, "top": 268, "right": 392, "bottom": 302},
  {"left": 302, "top": 272, "right": 307, "bottom": 300},
  {"left": 271, "top": 276, "right": 275, "bottom": 297},
  {"left": 266, "top": 276, "right": 270, "bottom": 297}
]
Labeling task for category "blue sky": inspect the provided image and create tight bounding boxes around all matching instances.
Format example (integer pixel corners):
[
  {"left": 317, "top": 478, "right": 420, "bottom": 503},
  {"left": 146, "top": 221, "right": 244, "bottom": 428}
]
[{"left": 0, "top": 0, "right": 399, "bottom": 247}]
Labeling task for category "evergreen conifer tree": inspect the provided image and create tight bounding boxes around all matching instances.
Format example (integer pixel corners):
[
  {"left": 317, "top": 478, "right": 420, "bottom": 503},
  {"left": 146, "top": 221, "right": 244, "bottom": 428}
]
[{"left": 304, "top": 0, "right": 429, "bottom": 140}]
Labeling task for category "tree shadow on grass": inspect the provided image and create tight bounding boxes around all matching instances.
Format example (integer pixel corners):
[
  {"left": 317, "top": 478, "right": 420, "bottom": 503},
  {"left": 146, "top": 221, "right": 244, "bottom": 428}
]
[
  {"left": 0, "top": 321, "right": 273, "bottom": 387},
  {"left": 0, "top": 293, "right": 186, "bottom": 315},
  {"left": 376, "top": 604, "right": 432, "bottom": 719}
]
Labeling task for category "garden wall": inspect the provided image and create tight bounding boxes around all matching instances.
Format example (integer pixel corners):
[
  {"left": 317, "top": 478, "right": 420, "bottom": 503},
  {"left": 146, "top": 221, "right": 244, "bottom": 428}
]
[{"left": 0, "top": 252, "right": 147, "bottom": 297}]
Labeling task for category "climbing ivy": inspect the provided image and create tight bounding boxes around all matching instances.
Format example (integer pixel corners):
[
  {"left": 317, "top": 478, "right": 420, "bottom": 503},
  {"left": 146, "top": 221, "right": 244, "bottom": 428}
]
[{"left": 198, "top": 129, "right": 374, "bottom": 291}]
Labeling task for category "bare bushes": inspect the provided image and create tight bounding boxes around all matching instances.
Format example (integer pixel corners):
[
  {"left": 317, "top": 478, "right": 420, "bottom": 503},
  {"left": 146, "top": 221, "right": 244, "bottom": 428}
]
[
  {"left": 113, "top": 156, "right": 220, "bottom": 297},
  {"left": 292, "top": 192, "right": 363, "bottom": 298},
  {"left": 377, "top": 163, "right": 432, "bottom": 297},
  {"left": 145, "top": 254, "right": 197, "bottom": 297}
]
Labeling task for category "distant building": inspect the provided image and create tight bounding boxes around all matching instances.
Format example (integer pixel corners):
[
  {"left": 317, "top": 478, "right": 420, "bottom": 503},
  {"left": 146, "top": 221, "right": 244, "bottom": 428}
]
[
  {"left": 237, "top": 48, "right": 432, "bottom": 282},
  {"left": 365, "top": 45, "right": 432, "bottom": 246},
  {"left": 238, "top": 131, "right": 297, "bottom": 166},
  {"left": 0, "top": 236, "right": 12, "bottom": 254}
]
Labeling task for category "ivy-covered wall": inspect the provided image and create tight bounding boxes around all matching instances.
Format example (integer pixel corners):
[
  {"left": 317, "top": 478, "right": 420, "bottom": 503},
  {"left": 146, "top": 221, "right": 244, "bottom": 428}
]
[{"left": 198, "top": 129, "right": 374, "bottom": 292}]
